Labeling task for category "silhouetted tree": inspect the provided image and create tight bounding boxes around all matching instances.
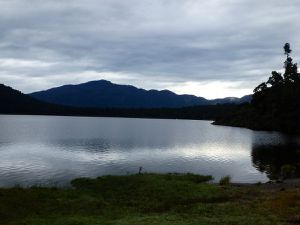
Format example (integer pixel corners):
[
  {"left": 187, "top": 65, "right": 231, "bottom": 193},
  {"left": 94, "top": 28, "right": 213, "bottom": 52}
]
[
  {"left": 216, "top": 43, "right": 300, "bottom": 133},
  {"left": 254, "top": 43, "right": 299, "bottom": 92},
  {"left": 284, "top": 56, "right": 298, "bottom": 82},
  {"left": 253, "top": 82, "right": 267, "bottom": 93},
  {"left": 284, "top": 43, "right": 292, "bottom": 57},
  {"left": 267, "top": 71, "right": 283, "bottom": 87},
  {"left": 283, "top": 43, "right": 300, "bottom": 83}
]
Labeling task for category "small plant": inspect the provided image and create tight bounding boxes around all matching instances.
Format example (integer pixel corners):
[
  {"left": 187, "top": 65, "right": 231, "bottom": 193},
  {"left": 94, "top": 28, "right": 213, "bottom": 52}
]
[
  {"left": 138, "top": 166, "right": 143, "bottom": 174},
  {"left": 219, "top": 176, "right": 231, "bottom": 185},
  {"left": 255, "top": 181, "right": 262, "bottom": 186},
  {"left": 280, "top": 165, "right": 296, "bottom": 179}
]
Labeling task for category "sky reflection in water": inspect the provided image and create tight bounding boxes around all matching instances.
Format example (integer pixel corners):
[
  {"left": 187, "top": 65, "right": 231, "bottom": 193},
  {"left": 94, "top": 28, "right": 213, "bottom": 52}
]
[{"left": 0, "top": 115, "right": 299, "bottom": 187}]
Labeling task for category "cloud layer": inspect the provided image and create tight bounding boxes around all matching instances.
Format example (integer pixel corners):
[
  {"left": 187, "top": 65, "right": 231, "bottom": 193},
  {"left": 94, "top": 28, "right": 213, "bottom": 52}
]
[{"left": 0, "top": 0, "right": 299, "bottom": 98}]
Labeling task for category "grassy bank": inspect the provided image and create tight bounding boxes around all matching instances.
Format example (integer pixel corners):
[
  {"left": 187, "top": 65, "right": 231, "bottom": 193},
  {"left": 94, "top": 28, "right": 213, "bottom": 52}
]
[{"left": 0, "top": 174, "right": 300, "bottom": 225}]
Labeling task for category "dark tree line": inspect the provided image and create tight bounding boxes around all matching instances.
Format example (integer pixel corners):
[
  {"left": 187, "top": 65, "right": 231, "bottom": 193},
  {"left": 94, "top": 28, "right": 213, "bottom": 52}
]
[{"left": 214, "top": 43, "right": 300, "bottom": 133}]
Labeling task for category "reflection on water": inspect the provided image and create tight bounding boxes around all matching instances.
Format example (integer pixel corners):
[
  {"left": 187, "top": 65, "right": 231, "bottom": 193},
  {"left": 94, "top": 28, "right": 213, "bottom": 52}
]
[
  {"left": 251, "top": 131, "right": 300, "bottom": 180},
  {"left": 0, "top": 115, "right": 299, "bottom": 186},
  {"left": 252, "top": 144, "right": 300, "bottom": 180}
]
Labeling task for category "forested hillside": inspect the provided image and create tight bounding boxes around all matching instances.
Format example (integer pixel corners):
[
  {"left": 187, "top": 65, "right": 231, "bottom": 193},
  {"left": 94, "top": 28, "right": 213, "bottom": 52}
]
[
  {"left": 214, "top": 43, "right": 300, "bottom": 133},
  {"left": 1, "top": 83, "right": 237, "bottom": 120}
]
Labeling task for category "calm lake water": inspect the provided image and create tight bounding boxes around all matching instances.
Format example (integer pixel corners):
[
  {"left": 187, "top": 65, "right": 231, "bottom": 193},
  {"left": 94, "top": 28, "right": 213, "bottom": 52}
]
[{"left": 0, "top": 115, "right": 299, "bottom": 186}]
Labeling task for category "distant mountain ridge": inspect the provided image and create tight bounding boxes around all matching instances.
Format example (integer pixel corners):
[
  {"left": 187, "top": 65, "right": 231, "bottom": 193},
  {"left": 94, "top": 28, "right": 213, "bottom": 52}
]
[
  {"left": 0, "top": 83, "right": 242, "bottom": 121},
  {"left": 30, "top": 80, "right": 251, "bottom": 108},
  {"left": 210, "top": 95, "right": 252, "bottom": 105}
]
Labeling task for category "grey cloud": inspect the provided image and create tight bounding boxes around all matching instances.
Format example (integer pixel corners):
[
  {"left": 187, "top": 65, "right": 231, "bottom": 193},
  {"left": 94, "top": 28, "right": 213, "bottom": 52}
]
[{"left": 0, "top": 0, "right": 299, "bottom": 97}]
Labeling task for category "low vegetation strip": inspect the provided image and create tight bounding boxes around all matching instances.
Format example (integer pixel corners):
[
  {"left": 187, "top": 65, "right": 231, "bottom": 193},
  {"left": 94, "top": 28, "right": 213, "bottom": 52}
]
[{"left": 0, "top": 173, "right": 300, "bottom": 225}]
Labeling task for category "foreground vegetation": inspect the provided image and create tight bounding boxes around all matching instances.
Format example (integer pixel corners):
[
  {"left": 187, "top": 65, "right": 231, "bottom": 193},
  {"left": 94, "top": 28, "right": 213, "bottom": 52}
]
[{"left": 1, "top": 173, "right": 300, "bottom": 225}]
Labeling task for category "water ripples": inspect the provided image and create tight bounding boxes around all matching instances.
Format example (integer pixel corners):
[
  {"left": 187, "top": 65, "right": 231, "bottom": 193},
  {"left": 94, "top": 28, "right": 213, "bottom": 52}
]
[{"left": 0, "top": 115, "right": 299, "bottom": 186}]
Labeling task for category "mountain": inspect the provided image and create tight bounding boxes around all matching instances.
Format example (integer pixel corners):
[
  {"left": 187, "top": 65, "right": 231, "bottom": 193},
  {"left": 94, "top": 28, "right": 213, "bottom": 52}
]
[
  {"left": 0, "top": 83, "right": 238, "bottom": 120},
  {"left": 30, "top": 80, "right": 251, "bottom": 108},
  {"left": 211, "top": 95, "right": 252, "bottom": 105},
  {"left": 0, "top": 83, "right": 76, "bottom": 115},
  {"left": 0, "top": 84, "right": 52, "bottom": 114}
]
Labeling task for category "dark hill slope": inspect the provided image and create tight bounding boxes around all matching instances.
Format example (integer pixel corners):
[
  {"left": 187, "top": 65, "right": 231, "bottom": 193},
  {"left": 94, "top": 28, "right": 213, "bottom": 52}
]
[
  {"left": 0, "top": 84, "right": 60, "bottom": 114},
  {"left": 30, "top": 80, "right": 210, "bottom": 108},
  {"left": 1, "top": 83, "right": 238, "bottom": 120},
  {"left": 30, "top": 80, "right": 251, "bottom": 108}
]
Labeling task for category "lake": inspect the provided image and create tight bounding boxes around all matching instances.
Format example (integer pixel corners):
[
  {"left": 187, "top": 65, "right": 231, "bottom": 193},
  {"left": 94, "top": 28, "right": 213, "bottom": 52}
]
[{"left": 0, "top": 115, "right": 299, "bottom": 187}]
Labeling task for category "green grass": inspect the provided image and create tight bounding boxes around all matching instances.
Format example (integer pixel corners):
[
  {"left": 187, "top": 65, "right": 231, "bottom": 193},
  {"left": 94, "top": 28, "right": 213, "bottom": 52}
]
[{"left": 0, "top": 173, "right": 299, "bottom": 225}]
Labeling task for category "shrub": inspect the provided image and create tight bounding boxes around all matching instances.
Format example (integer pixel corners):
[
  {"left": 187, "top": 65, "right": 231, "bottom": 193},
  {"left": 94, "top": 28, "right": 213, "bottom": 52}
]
[
  {"left": 219, "top": 176, "right": 231, "bottom": 185},
  {"left": 280, "top": 165, "right": 296, "bottom": 179}
]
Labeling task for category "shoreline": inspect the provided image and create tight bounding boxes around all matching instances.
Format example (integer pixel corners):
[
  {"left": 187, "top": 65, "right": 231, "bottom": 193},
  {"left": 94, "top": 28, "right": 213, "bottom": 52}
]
[
  {"left": 1, "top": 175, "right": 300, "bottom": 189},
  {"left": 213, "top": 121, "right": 300, "bottom": 135},
  {"left": 231, "top": 178, "right": 300, "bottom": 188},
  {"left": 2, "top": 112, "right": 299, "bottom": 135}
]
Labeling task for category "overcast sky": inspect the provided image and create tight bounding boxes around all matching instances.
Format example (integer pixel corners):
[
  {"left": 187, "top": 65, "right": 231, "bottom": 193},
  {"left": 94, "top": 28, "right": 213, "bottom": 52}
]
[{"left": 0, "top": 0, "right": 299, "bottom": 99}]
